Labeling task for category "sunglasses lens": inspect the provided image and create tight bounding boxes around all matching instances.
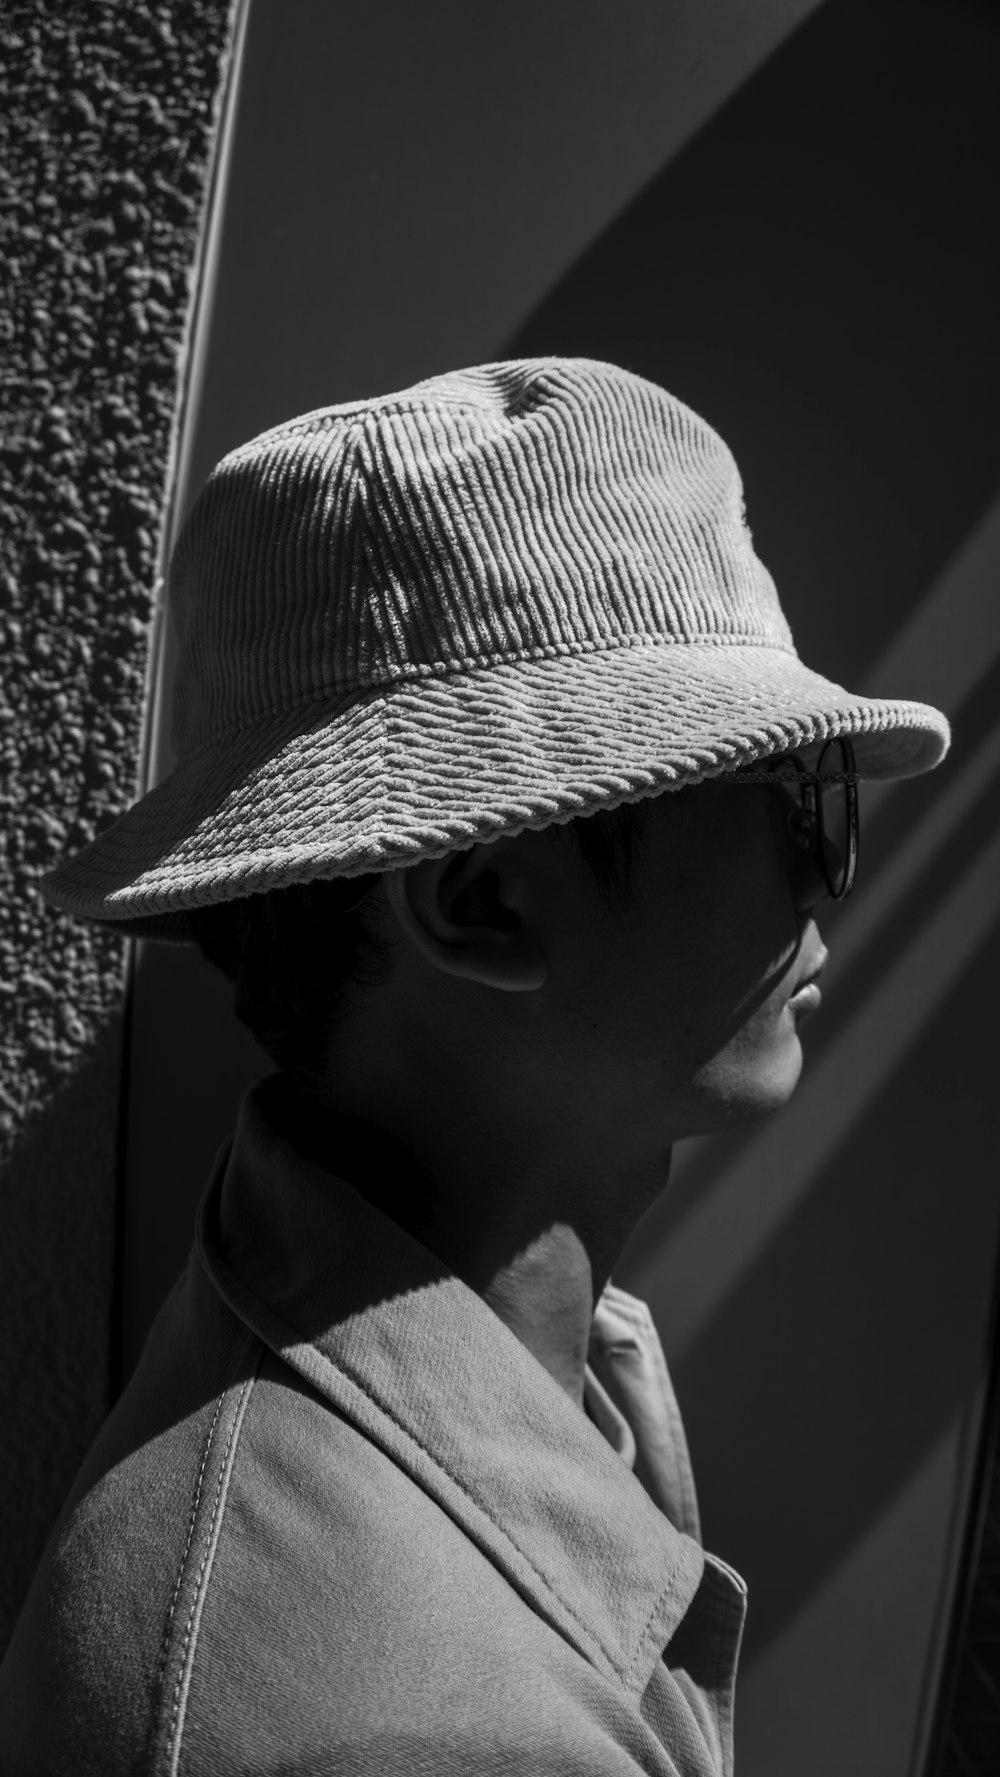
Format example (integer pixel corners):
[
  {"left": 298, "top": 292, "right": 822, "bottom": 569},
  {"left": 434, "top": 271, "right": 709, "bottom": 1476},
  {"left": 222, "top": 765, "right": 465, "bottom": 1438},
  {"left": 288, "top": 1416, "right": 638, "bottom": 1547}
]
[{"left": 819, "top": 739, "right": 853, "bottom": 895}]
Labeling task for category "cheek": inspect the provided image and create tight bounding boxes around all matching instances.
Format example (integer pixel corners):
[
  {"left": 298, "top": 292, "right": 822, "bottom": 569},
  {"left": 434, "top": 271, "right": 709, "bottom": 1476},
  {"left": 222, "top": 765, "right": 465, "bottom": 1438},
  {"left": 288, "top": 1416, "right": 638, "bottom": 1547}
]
[
  {"left": 660, "top": 876, "right": 800, "bottom": 1059},
  {"left": 675, "top": 913, "right": 809, "bottom": 1126},
  {"left": 583, "top": 916, "right": 795, "bottom": 1117},
  {"left": 558, "top": 792, "right": 805, "bottom": 1116},
  {"left": 686, "top": 997, "right": 806, "bottom": 1126},
  {"left": 635, "top": 870, "right": 804, "bottom": 1120}
]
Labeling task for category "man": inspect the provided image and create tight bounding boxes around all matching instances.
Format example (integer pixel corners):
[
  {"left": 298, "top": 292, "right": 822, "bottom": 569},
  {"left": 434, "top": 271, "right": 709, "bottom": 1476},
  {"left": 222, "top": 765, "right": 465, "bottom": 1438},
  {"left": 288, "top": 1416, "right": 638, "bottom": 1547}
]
[{"left": 1, "top": 359, "right": 948, "bottom": 1773}]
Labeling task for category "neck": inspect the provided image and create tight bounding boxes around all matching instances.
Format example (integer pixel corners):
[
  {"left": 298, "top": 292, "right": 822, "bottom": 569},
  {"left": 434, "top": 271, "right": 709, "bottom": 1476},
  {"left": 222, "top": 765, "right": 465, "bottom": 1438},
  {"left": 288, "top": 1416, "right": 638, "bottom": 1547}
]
[
  {"left": 287, "top": 1080, "right": 668, "bottom": 1409},
  {"left": 474, "top": 1225, "right": 596, "bottom": 1408}
]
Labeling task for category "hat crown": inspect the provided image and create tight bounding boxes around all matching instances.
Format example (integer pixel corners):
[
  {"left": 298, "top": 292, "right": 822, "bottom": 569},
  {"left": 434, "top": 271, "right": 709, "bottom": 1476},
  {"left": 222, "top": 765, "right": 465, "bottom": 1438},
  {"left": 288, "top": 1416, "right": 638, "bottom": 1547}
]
[{"left": 169, "top": 358, "right": 792, "bottom": 758}]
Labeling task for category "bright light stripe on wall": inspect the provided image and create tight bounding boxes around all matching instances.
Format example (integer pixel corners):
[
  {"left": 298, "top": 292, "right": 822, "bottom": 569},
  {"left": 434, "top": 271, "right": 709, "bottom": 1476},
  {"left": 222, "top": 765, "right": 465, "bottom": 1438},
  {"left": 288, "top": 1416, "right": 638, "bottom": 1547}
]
[
  {"left": 629, "top": 790, "right": 1000, "bottom": 1360},
  {"left": 862, "top": 491, "right": 1000, "bottom": 715},
  {"left": 860, "top": 490, "right": 1000, "bottom": 831},
  {"left": 143, "top": 0, "right": 251, "bottom": 797},
  {"left": 820, "top": 700, "right": 1000, "bottom": 983}
]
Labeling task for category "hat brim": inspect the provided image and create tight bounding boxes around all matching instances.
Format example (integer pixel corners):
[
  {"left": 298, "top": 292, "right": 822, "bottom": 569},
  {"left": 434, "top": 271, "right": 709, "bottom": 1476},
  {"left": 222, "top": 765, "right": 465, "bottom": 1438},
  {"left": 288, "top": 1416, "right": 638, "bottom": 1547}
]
[{"left": 39, "top": 640, "right": 950, "bottom": 942}]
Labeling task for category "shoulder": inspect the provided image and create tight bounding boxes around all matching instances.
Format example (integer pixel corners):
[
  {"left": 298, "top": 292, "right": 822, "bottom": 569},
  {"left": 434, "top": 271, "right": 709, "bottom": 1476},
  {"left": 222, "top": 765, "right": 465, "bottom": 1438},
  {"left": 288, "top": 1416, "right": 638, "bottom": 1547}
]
[
  {"left": 0, "top": 1259, "right": 698, "bottom": 1776},
  {"left": 0, "top": 1280, "right": 642, "bottom": 1775}
]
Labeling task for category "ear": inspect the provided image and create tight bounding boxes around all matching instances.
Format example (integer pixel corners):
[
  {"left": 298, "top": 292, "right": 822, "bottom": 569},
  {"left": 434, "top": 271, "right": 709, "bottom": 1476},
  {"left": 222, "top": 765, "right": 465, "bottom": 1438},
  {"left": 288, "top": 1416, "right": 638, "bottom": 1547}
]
[{"left": 381, "top": 841, "right": 546, "bottom": 991}]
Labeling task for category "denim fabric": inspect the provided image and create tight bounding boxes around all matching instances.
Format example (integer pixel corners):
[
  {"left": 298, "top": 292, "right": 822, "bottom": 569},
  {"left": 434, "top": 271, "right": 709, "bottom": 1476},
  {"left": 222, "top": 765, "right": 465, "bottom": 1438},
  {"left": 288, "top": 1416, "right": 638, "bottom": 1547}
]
[{"left": 0, "top": 1074, "right": 746, "bottom": 1775}]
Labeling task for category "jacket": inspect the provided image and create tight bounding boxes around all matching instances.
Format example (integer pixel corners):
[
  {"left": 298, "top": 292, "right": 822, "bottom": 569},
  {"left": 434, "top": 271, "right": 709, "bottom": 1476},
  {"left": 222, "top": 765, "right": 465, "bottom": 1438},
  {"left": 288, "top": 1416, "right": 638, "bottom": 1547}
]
[{"left": 0, "top": 1073, "right": 747, "bottom": 1775}]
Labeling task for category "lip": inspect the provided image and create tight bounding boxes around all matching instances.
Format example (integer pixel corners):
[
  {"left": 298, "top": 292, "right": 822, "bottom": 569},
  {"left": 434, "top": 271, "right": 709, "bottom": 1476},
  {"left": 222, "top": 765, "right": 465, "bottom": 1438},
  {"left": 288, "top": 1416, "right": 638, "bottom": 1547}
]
[
  {"left": 789, "top": 980, "right": 823, "bottom": 1014},
  {"left": 789, "top": 946, "right": 829, "bottom": 1013}
]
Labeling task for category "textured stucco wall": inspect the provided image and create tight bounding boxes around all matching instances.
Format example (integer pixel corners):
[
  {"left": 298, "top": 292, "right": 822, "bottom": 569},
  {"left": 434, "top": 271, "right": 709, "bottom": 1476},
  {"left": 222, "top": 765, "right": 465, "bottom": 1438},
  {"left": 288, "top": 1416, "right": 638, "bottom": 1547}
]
[{"left": 0, "top": 0, "right": 236, "bottom": 1647}]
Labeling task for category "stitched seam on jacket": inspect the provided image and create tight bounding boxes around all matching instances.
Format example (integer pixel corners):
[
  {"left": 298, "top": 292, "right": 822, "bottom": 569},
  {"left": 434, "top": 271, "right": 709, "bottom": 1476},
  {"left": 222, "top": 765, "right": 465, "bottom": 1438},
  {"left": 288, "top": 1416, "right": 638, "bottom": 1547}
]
[
  {"left": 163, "top": 1361, "right": 258, "bottom": 1774},
  {"left": 625, "top": 1561, "right": 688, "bottom": 1694},
  {"left": 148, "top": 1330, "right": 261, "bottom": 1777},
  {"left": 153, "top": 1390, "right": 226, "bottom": 1710}
]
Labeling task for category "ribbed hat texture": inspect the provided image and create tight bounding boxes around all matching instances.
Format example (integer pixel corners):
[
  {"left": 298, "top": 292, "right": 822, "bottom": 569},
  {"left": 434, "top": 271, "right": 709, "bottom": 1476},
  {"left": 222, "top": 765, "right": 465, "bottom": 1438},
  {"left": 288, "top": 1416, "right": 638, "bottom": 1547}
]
[{"left": 41, "top": 358, "right": 950, "bottom": 938}]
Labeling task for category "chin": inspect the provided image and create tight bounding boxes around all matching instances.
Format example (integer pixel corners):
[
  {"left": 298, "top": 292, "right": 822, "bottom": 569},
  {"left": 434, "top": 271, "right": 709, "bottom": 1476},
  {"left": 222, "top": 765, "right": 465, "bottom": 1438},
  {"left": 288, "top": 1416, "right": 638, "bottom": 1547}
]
[{"left": 689, "top": 1034, "right": 805, "bottom": 1134}]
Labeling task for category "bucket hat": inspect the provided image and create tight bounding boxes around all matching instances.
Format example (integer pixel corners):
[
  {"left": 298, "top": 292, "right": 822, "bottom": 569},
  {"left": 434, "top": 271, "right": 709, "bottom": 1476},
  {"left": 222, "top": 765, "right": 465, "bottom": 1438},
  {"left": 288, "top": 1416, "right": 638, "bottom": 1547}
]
[{"left": 40, "top": 357, "right": 950, "bottom": 942}]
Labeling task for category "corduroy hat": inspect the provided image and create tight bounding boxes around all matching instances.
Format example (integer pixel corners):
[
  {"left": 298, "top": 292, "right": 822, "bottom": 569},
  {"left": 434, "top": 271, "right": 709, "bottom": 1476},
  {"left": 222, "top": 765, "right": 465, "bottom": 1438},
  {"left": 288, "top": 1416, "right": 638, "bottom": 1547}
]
[{"left": 40, "top": 357, "right": 950, "bottom": 942}]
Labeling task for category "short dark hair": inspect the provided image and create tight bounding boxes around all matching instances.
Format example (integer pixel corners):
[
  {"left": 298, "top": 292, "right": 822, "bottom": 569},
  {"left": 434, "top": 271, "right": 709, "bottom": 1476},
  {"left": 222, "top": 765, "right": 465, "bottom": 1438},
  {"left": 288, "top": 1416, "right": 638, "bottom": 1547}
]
[{"left": 187, "top": 796, "right": 654, "bottom": 1090}]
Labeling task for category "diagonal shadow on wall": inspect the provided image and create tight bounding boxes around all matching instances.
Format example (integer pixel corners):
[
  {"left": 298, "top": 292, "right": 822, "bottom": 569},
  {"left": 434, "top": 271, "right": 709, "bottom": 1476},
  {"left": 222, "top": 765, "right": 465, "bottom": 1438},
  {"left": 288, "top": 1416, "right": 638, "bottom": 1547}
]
[{"left": 505, "top": 0, "right": 1000, "bottom": 693}]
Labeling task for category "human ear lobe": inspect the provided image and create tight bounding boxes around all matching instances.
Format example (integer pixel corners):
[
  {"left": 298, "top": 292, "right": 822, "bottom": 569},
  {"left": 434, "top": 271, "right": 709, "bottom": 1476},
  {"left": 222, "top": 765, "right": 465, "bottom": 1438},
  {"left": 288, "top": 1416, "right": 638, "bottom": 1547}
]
[{"left": 382, "top": 848, "right": 546, "bottom": 991}]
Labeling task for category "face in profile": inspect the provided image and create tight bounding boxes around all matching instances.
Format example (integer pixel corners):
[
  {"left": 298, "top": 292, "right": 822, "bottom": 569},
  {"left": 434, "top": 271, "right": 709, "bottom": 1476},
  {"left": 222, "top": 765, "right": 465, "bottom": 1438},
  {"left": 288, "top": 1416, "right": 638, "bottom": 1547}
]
[
  {"left": 362, "top": 761, "right": 838, "bottom": 1206},
  {"left": 534, "top": 774, "right": 831, "bottom": 1154}
]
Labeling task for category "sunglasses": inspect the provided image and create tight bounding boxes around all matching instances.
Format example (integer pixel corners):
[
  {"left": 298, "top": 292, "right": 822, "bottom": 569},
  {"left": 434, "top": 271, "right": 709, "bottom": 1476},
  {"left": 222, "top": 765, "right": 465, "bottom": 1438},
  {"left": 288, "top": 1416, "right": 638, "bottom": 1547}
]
[{"left": 729, "top": 736, "right": 860, "bottom": 901}]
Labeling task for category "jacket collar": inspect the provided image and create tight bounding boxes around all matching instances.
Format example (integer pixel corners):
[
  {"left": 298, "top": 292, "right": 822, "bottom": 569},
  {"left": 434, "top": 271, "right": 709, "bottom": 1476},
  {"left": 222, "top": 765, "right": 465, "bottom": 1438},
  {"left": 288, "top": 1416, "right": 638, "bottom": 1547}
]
[{"left": 197, "top": 1073, "right": 706, "bottom": 1697}]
